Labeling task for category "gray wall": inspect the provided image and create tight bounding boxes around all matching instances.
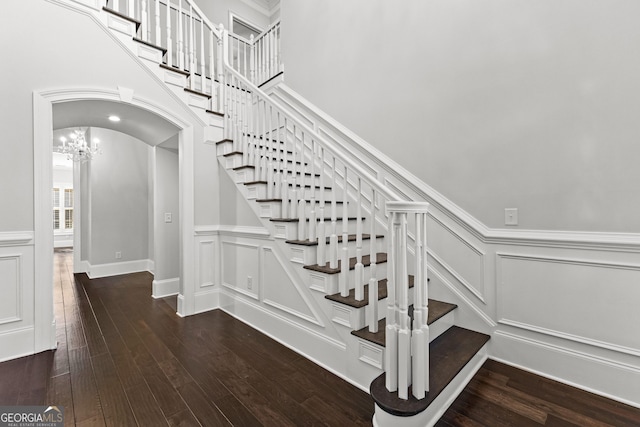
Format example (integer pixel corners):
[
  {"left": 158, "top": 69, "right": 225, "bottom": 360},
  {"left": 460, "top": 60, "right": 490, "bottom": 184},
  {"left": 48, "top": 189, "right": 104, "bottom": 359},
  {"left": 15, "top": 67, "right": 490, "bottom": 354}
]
[
  {"left": 155, "top": 147, "right": 180, "bottom": 280},
  {"left": 281, "top": 0, "right": 640, "bottom": 233},
  {"left": 89, "top": 128, "right": 150, "bottom": 265}
]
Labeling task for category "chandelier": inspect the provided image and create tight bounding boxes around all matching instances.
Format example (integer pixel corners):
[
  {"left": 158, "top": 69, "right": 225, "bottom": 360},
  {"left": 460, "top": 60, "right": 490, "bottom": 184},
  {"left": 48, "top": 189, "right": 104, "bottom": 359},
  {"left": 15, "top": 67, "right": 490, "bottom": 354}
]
[{"left": 57, "top": 129, "right": 101, "bottom": 162}]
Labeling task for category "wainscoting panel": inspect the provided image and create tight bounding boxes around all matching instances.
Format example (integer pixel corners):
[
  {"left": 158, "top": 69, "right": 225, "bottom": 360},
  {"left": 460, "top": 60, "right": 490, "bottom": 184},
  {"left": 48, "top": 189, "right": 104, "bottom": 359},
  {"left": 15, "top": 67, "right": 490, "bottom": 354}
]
[
  {"left": 427, "top": 215, "right": 486, "bottom": 302},
  {"left": 497, "top": 253, "right": 640, "bottom": 356},
  {"left": 197, "top": 239, "right": 217, "bottom": 289},
  {"left": 221, "top": 240, "right": 260, "bottom": 300},
  {"left": 261, "top": 247, "right": 323, "bottom": 327},
  {"left": 0, "top": 254, "right": 21, "bottom": 325}
]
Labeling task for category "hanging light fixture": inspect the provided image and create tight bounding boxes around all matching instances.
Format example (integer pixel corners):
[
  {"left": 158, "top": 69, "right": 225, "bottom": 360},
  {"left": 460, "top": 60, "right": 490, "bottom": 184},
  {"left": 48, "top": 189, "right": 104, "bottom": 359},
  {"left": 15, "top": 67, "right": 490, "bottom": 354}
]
[{"left": 56, "top": 128, "right": 101, "bottom": 162}]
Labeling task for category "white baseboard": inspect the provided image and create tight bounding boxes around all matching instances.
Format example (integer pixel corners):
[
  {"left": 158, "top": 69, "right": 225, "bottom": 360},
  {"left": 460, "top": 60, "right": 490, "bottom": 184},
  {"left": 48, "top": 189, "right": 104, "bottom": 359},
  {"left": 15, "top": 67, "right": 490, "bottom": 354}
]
[
  {"left": 87, "top": 259, "right": 153, "bottom": 279},
  {"left": 152, "top": 277, "right": 180, "bottom": 299},
  {"left": 194, "top": 288, "right": 220, "bottom": 314},
  {"left": 492, "top": 330, "right": 640, "bottom": 409},
  {"left": 0, "top": 327, "right": 35, "bottom": 363},
  {"left": 53, "top": 240, "right": 73, "bottom": 248}
]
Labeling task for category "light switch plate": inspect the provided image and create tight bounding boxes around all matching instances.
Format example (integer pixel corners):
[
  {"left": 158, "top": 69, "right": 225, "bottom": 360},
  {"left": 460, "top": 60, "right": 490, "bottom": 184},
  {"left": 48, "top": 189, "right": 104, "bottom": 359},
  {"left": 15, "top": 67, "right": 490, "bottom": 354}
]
[
  {"left": 164, "top": 213, "right": 172, "bottom": 223},
  {"left": 505, "top": 208, "right": 518, "bottom": 226}
]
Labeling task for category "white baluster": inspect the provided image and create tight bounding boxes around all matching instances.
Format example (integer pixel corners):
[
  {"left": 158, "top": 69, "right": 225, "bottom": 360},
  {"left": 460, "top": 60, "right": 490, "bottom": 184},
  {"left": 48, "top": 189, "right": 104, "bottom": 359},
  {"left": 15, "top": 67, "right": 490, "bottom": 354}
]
[
  {"left": 128, "top": 0, "right": 134, "bottom": 22},
  {"left": 200, "top": 16, "right": 206, "bottom": 93},
  {"left": 154, "top": 0, "right": 161, "bottom": 46},
  {"left": 280, "top": 116, "right": 289, "bottom": 219},
  {"left": 249, "top": 34, "right": 255, "bottom": 84},
  {"left": 329, "top": 156, "right": 338, "bottom": 269},
  {"left": 177, "top": 1, "right": 184, "bottom": 69},
  {"left": 113, "top": 0, "right": 120, "bottom": 12},
  {"left": 297, "top": 131, "right": 306, "bottom": 241},
  {"left": 216, "top": 26, "right": 224, "bottom": 112},
  {"left": 188, "top": 5, "right": 194, "bottom": 89},
  {"left": 354, "top": 178, "right": 364, "bottom": 301},
  {"left": 340, "top": 165, "right": 349, "bottom": 297},
  {"left": 141, "top": 0, "right": 148, "bottom": 41},
  {"left": 290, "top": 124, "right": 298, "bottom": 220},
  {"left": 317, "top": 146, "right": 326, "bottom": 266},
  {"left": 308, "top": 139, "right": 317, "bottom": 243},
  {"left": 368, "top": 188, "right": 378, "bottom": 333},
  {"left": 385, "top": 209, "right": 399, "bottom": 393},
  {"left": 165, "top": 0, "right": 172, "bottom": 67},
  {"left": 397, "top": 211, "right": 411, "bottom": 400},
  {"left": 208, "top": 30, "right": 214, "bottom": 108},
  {"left": 412, "top": 209, "right": 430, "bottom": 398}
]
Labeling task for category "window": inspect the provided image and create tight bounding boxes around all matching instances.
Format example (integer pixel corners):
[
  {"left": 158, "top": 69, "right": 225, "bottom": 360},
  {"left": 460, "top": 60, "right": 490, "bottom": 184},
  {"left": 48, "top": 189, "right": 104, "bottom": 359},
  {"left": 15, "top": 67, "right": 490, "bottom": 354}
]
[
  {"left": 64, "top": 189, "right": 73, "bottom": 208},
  {"left": 65, "top": 209, "right": 73, "bottom": 229},
  {"left": 53, "top": 186, "right": 73, "bottom": 231},
  {"left": 229, "top": 13, "right": 262, "bottom": 39},
  {"left": 53, "top": 210, "right": 60, "bottom": 229}
]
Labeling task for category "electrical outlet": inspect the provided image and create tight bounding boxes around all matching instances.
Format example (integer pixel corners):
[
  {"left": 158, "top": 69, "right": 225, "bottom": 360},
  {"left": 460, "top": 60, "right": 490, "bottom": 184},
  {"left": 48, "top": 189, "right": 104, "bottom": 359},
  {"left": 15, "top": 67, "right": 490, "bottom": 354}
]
[
  {"left": 247, "top": 276, "right": 253, "bottom": 290},
  {"left": 115, "top": 251, "right": 122, "bottom": 259},
  {"left": 164, "top": 212, "right": 172, "bottom": 223},
  {"left": 505, "top": 208, "right": 518, "bottom": 226}
]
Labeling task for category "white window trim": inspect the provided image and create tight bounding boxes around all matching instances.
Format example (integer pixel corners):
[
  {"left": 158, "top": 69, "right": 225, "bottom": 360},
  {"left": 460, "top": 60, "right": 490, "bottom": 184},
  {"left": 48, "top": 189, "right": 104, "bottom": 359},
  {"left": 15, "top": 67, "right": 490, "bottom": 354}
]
[{"left": 228, "top": 11, "right": 264, "bottom": 38}]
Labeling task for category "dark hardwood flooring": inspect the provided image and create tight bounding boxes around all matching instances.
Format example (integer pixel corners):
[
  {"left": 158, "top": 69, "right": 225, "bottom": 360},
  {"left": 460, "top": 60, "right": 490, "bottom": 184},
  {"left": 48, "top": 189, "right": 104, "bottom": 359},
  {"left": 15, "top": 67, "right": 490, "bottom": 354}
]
[{"left": 1, "top": 249, "right": 638, "bottom": 426}]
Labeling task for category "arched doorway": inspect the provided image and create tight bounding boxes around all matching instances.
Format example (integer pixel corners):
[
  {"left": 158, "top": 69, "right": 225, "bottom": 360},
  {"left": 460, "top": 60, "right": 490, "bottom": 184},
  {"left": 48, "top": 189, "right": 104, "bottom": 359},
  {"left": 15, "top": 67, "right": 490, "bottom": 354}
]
[{"left": 33, "top": 88, "right": 196, "bottom": 353}]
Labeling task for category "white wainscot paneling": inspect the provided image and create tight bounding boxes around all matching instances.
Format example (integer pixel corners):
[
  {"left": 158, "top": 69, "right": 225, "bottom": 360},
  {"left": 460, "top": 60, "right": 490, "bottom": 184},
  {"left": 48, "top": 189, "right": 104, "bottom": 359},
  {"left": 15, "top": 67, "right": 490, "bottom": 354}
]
[
  {"left": 221, "top": 241, "right": 259, "bottom": 300},
  {"left": 198, "top": 238, "right": 217, "bottom": 289},
  {"left": 262, "top": 247, "right": 323, "bottom": 326},
  {"left": 497, "top": 253, "right": 640, "bottom": 356},
  {"left": 0, "top": 254, "right": 21, "bottom": 325},
  {"left": 427, "top": 215, "right": 486, "bottom": 302}
]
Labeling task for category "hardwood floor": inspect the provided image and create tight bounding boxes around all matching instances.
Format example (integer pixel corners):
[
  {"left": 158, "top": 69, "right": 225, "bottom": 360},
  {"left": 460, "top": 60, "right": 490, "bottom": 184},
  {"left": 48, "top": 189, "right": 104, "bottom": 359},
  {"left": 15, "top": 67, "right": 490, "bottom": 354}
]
[{"left": 1, "top": 248, "right": 639, "bottom": 426}]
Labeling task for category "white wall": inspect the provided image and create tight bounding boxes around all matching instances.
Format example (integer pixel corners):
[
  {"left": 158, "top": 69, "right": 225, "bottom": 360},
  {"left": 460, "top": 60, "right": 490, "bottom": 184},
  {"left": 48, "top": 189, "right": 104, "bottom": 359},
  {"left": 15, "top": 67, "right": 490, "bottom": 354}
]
[
  {"left": 88, "top": 128, "right": 150, "bottom": 266},
  {"left": 281, "top": 0, "right": 640, "bottom": 233}
]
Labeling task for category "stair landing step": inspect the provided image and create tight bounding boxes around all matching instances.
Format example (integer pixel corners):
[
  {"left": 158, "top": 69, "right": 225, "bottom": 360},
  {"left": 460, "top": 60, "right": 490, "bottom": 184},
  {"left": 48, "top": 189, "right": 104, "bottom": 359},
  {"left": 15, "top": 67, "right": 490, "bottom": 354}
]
[
  {"left": 287, "top": 234, "right": 384, "bottom": 247},
  {"left": 370, "top": 326, "right": 490, "bottom": 417},
  {"left": 303, "top": 253, "right": 387, "bottom": 274},
  {"left": 351, "top": 299, "right": 457, "bottom": 346},
  {"left": 325, "top": 276, "right": 415, "bottom": 308}
]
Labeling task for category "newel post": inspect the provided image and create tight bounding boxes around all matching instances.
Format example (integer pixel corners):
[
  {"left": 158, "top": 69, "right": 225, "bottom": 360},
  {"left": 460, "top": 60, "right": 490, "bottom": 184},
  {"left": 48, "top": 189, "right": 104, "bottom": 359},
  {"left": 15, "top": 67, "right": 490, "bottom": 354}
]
[{"left": 385, "top": 201, "right": 430, "bottom": 400}]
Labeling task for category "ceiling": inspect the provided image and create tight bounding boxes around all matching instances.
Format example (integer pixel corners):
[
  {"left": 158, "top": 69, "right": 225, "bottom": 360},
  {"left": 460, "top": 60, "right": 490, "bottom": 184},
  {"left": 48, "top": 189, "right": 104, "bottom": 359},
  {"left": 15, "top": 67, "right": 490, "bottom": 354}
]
[{"left": 52, "top": 100, "right": 180, "bottom": 147}]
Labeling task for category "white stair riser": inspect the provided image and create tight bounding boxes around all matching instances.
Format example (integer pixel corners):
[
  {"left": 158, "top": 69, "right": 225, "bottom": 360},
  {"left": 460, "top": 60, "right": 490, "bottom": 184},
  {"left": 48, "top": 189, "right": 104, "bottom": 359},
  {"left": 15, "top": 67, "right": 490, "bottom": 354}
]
[
  {"left": 290, "top": 238, "right": 385, "bottom": 265},
  {"left": 271, "top": 219, "right": 367, "bottom": 241}
]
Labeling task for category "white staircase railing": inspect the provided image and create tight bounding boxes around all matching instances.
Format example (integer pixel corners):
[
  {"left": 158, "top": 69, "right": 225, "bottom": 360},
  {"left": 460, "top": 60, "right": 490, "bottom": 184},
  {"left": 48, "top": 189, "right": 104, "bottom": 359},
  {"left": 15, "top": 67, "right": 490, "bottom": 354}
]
[
  {"left": 102, "top": 0, "right": 429, "bottom": 400},
  {"left": 219, "top": 28, "right": 430, "bottom": 398}
]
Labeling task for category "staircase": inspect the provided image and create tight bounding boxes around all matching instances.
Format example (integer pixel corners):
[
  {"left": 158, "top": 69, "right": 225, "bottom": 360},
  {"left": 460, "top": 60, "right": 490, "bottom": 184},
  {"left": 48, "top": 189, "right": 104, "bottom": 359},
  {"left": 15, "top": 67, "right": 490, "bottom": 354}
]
[{"left": 87, "top": 1, "right": 490, "bottom": 424}]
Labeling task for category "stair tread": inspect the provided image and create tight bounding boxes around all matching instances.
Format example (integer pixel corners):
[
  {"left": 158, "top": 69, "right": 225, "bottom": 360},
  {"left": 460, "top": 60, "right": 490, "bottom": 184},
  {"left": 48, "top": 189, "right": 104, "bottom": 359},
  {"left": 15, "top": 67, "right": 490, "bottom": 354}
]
[
  {"left": 286, "top": 234, "right": 384, "bottom": 247},
  {"left": 350, "top": 299, "right": 457, "bottom": 346},
  {"left": 184, "top": 87, "right": 211, "bottom": 99},
  {"left": 370, "top": 326, "right": 490, "bottom": 417},
  {"left": 133, "top": 37, "right": 167, "bottom": 54},
  {"left": 270, "top": 216, "right": 363, "bottom": 223},
  {"left": 247, "top": 182, "right": 331, "bottom": 189},
  {"left": 231, "top": 165, "right": 317, "bottom": 175},
  {"left": 325, "top": 276, "right": 416, "bottom": 308},
  {"left": 160, "top": 63, "right": 190, "bottom": 76},
  {"left": 303, "top": 253, "right": 387, "bottom": 274},
  {"left": 102, "top": 6, "right": 141, "bottom": 28},
  {"left": 256, "top": 198, "right": 341, "bottom": 203}
]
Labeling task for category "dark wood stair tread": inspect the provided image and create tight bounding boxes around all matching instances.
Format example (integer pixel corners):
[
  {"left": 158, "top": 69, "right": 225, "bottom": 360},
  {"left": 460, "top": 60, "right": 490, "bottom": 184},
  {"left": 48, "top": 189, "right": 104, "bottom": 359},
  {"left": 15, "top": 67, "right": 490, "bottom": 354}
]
[
  {"left": 370, "top": 326, "right": 490, "bottom": 417},
  {"left": 326, "top": 276, "right": 415, "bottom": 309},
  {"left": 184, "top": 87, "right": 211, "bottom": 99},
  {"left": 244, "top": 181, "right": 331, "bottom": 190},
  {"left": 102, "top": 7, "right": 141, "bottom": 28},
  {"left": 216, "top": 139, "right": 233, "bottom": 145},
  {"left": 351, "top": 299, "right": 457, "bottom": 347},
  {"left": 303, "top": 253, "right": 387, "bottom": 274},
  {"left": 133, "top": 37, "right": 167, "bottom": 54},
  {"left": 255, "top": 198, "right": 340, "bottom": 203},
  {"left": 287, "top": 234, "right": 384, "bottom": 247},
  {"left": 206, "top": 109, "right": 224, "bottom": 117},
  {"left": 160, "top": 63, "right": 190, "bottom": 76},
  {"left": 270, "top": 216, "right": 363, "bottom": 223}
]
